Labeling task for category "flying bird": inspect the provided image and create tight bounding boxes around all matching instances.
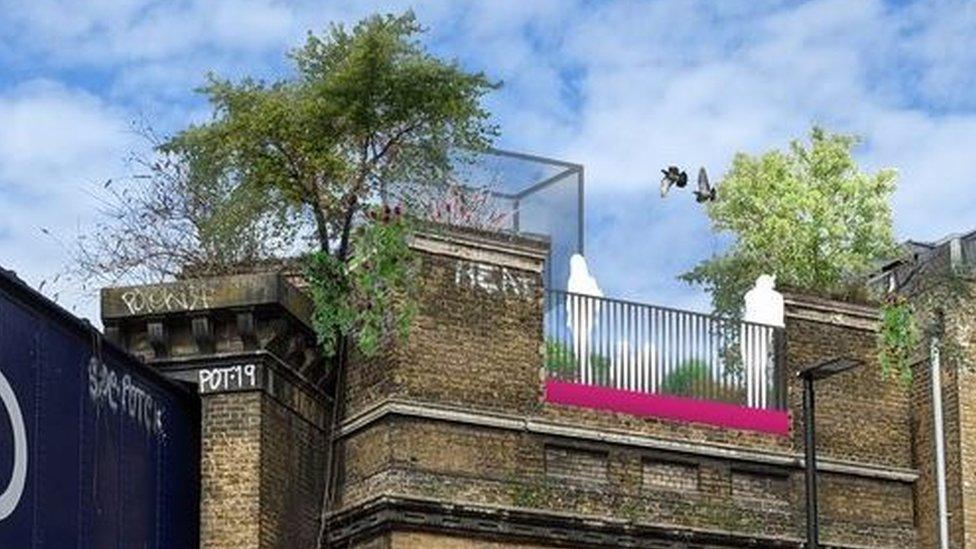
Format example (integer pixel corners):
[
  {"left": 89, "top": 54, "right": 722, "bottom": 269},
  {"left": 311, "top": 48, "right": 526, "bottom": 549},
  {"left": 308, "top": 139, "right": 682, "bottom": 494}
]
[
  {"left": 693, "top": 167, "right": 716, "bottom": 203},
  {"left": 659, "top": 166, "right": 688, "bottom": 197}
]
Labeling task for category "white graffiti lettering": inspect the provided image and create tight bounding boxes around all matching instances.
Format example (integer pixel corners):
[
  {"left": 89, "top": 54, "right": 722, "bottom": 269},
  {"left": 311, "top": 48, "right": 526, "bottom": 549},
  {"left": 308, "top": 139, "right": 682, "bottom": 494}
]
[
  {"left": 0, "top": 366, "right": 27, "bottom": 522},
  {"left": 119, "top": 283, "right": 216, "bottom": 315},
  {"left": 454, "top": 260, "right": 532, "bottom": 298},
  {"left": 88, "top": 359, "right": 164, "bottom": 436},
  {"left": 198, "top": 364, "right": 258, "bottom": 394}
]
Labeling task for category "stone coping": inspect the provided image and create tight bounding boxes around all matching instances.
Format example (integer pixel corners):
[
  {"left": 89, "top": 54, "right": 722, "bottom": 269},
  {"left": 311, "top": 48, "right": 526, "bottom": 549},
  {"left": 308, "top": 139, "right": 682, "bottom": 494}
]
[
  {"left": 783, "top": 292, "right": 880, "bottom": 332},
  {"left": 409, "top": 225, "right": 550, "bottom": 274},
  {"left": 100, "top": 272, "right": 313, "bottom": 326}
]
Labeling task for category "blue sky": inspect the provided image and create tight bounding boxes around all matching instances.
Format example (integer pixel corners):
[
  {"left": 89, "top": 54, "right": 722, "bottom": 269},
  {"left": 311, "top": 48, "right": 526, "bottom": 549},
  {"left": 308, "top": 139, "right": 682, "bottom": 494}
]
[{"left": 1, "top": 0, "right": 975, "bottom": 322}]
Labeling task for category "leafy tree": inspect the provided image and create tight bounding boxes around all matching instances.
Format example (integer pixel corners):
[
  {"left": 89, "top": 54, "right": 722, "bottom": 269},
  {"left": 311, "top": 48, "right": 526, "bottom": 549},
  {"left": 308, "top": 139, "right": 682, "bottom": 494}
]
[
  {"left": 76, "top": 11, "right": 499, "bottom": 358},
  {"left": 681, "top": 127, "right": 898, "bottom": 316}
]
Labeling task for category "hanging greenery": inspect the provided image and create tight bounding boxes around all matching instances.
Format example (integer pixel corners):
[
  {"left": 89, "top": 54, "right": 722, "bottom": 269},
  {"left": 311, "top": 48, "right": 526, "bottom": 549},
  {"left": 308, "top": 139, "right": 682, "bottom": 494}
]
[
  {"left": 877, "top": 265, "right": 974, "bottom": 382},
  {"left": 877, "top": 295, "right": 919, "bottom": 383},
  {"left": 304, "top": 205, "right": 419, "bottom": 358}
]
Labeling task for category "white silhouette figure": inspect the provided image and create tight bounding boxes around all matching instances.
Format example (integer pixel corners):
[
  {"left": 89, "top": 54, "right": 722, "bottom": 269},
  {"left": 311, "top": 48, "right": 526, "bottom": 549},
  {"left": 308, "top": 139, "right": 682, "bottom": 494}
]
[
  {"left": 566, "top": 254, "right": 603, "bottom": 383},
  {"left": 742, "top": 275, "right": 784, "bottom": 408}
]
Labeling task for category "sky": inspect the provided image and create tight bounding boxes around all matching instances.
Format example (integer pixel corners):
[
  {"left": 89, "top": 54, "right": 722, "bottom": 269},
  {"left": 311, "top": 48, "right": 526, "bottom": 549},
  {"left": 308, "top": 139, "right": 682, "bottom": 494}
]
[{"left": 1, "top": 0, "right": 975, "bottom": 323}]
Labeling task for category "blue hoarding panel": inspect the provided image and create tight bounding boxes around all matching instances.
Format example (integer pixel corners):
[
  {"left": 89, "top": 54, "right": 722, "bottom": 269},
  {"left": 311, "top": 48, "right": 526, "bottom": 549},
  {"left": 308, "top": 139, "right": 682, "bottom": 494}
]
[{"left": 0, "top": 269, "right": 199, "bottom": 548}]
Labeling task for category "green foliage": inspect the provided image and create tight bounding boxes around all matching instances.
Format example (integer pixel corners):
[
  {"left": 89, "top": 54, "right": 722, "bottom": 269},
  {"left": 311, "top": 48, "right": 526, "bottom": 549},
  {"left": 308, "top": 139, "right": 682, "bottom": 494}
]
[
  {"left": 660, "top": 360, "right": 711, "bottom": 396},
  {"left": 544, "top": 340, "right": 578, "bottom": 380},
  {"left": 881, "top": 269, "right": 975, "bottom": 382},
  {"left": 162, "top": 11, "right": 498, "bottom": 253},
  {"left": 543, "top": 339, "right": 610, "bottom": 383},
  {"left": 305, "top": 207, "right": 418, "bottom": 357},
  {"left": 682, "top": 127, "right": 898, "bottom": 316},
  {"left": 661, "top": 359, "right": 746, "bottom": 404},
  {"left": 877, "top": 295, "right": 919, "bottom": 383}
]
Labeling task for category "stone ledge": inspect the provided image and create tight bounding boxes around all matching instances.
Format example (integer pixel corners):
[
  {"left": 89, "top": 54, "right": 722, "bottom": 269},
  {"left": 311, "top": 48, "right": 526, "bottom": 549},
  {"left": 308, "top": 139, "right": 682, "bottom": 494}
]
[
  {"left": 336, "top": 399, "right": 918, "bottom": 483},
  {"left": 101, "top": 272, "right": 313, "bottom": 326},
  {"left": 326, "top": 494, "right": 815, "bottom": 548},
  {"left": 409, "top": 225, "right": 550, "bottom": 274},
  {"left": 783, "top": 293, "right": 879, "bottom": 332}
]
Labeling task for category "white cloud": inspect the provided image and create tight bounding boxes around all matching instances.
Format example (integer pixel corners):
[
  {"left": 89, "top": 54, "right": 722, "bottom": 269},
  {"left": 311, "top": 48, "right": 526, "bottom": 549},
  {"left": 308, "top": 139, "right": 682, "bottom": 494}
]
[{"left": 0, "top": 80, "right": 133, "bottom": 320}]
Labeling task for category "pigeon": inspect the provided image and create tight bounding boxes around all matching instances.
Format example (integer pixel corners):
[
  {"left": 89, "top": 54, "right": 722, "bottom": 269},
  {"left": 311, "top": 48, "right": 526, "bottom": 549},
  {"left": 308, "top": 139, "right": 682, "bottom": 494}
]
[
  {"left": 660, "top": 166, "right": 688, "bottom": 197},
  {"left": 693, "top": 167, "right": 716, "bottom": 203}
]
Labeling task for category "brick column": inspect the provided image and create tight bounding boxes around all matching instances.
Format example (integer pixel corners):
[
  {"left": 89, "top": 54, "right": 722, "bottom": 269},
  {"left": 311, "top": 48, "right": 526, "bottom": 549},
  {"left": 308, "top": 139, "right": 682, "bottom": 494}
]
[
  {"left": 904, "top": 277, "right": 976, "bottom": 548},
  {"left": 102, "top": 273, "right": 330, "bottom": 549}
]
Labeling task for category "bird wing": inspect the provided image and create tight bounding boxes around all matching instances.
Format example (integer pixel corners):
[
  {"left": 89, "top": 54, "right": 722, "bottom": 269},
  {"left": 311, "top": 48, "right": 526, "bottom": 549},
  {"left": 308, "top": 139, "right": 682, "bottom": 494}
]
[
  {"left": 697, "top": 167, "right": 710, "bottom": 193},
  {"left": 660, "top": 176, "right": 671, "bottom": 197}
]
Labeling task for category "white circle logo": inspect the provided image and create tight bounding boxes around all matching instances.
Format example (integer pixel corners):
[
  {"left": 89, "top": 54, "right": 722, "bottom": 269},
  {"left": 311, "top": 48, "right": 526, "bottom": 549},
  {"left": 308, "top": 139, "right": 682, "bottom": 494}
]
[{"left": 0, "top": 367, "right": 27, "bottom": 521}]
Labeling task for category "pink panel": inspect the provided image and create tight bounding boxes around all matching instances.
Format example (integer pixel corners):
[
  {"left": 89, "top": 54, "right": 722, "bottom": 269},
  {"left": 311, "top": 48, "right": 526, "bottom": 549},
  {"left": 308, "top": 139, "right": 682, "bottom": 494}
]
[{"left": 544, "top": 380, "right": 790, "bottom": 436}]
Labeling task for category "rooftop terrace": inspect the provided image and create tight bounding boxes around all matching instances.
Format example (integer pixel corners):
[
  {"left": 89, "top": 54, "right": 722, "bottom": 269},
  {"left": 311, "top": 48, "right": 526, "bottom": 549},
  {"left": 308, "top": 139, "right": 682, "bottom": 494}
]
[{"left": 414, "top": 150, "right": 789, "bottom": 430}]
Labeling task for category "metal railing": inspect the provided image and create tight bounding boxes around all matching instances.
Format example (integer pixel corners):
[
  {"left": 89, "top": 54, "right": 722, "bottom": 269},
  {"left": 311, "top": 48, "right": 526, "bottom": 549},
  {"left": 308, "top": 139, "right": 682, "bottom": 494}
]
[{"left": 545, "top": 290, "right": 786, "bottom": 410}]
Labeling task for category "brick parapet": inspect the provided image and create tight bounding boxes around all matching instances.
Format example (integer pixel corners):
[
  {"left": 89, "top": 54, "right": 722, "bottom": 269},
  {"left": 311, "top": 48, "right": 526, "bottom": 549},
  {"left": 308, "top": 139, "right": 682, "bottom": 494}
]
[
  {"left": 343, "top": 227, "right": 547, "bottom": 421},
  {"left": 783, "top": 293, "right": 914, "bottom": 470}
]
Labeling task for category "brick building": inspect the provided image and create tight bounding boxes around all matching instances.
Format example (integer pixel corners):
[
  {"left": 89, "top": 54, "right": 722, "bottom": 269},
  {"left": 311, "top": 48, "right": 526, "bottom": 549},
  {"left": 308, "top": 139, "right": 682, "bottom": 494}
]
[{"left": 99, "top": 190, "right": 974, "bottom": 546}]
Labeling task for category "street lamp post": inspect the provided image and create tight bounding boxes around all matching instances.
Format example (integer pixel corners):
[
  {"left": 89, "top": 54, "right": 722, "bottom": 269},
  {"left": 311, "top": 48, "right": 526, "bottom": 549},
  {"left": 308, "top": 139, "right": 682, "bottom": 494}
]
[{"left": 797, "top": 357, "right": 862, "bottom": 549}]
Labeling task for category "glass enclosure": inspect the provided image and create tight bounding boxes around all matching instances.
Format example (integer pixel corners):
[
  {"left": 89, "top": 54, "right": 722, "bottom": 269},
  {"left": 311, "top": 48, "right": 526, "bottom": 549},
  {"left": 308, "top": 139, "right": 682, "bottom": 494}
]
[{"left": 394, "top": 148, "right": 584, "bottom": 291}]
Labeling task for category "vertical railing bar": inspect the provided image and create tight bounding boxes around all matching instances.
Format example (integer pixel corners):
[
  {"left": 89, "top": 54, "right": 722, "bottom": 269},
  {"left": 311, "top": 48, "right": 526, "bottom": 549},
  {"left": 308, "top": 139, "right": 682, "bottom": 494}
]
[
  {"left": 753, "top": 323, "right": 759, "bottom": 408},
  {"left": 662, "top": 308, "right": 667, "bottom": 393},
  {"left": 619, "top": 300, "right": 624, "bottom": 390},
  {"left": 748, "top": 322, "right": 753, "bottom": 408},
  {"left": 683, "top": 313, "right": 690, "bottom": 399},
  {"left": 576, "top": 293, "right": 582, "bottom": 384},
  {"left": 625, "top": 301, "right": 631, "bottom": 391},
  {"left": 678, "top": 313, "right": 702, "bottom": 398},
  {"left": 566, "top": 292, "right": 571, "bottom": 383},
  {"left": 656, "top": 308, "right": 662, "bottom": 393},
  {"left": 596, "top": 296, "right": 609, "bottom": 386},
  {"left": 652, "top": 308, "right": 658, "bottom": 393},
  {"left": 637, "top": 304, "right": 642, "bottom": 392},
  {"left": 689, "top": 314, "right": 696, "bottom": 400},
  {"left": 614, "top": 299, "right": 620, "bottom": 390},
  {"left": 664, "top": 309, "right": 670, "bottom": 393},
  {"left": 700, "top": 315, "right": 707, "bottom": 401},
  {"left": 603, "top": 294, "right": 608, "bottom": 387},
  {"left": 633, "top": 304, "right": 639, "bottom": 392},
  {"left": 640, "top": 304, "right": 647, "bottom": 392},
  {"left": 615, "top": 300, "right": 621, "bottom": 389},
  {"left": 622, "top": 300, "right": 628, "bottom": 391}
]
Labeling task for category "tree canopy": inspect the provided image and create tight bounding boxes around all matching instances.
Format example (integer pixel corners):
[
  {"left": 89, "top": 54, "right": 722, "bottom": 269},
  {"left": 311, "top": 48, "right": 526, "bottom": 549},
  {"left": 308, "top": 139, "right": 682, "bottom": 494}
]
[
  {"left": 76, "top": 11, "right": 499, "bottom": 357},
  {"left": 165, "top": 11, "right": 497, "bottom": 258},
  {"left": 681, "top": 127, "right": 899, "bottom": 316}
]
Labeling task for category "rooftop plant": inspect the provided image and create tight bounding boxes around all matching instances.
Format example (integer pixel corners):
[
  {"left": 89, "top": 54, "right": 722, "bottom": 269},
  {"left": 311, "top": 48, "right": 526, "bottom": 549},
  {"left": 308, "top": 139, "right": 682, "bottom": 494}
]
[{"left": 681, "top": 127, "right": 899, "bottom": 318}]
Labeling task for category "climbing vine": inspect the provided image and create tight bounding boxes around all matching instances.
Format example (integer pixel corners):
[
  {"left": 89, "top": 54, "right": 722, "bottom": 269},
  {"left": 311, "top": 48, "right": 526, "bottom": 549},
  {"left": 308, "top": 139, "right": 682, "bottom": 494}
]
[
  {"left": 304, "top": 205, "right": 419, "bottom": 358},
  {"left": 877, "top": 295, "right": 919, "bottom": 383},
  {"left": 877, "top": 267, "right": 974, "bottom": 382}
]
